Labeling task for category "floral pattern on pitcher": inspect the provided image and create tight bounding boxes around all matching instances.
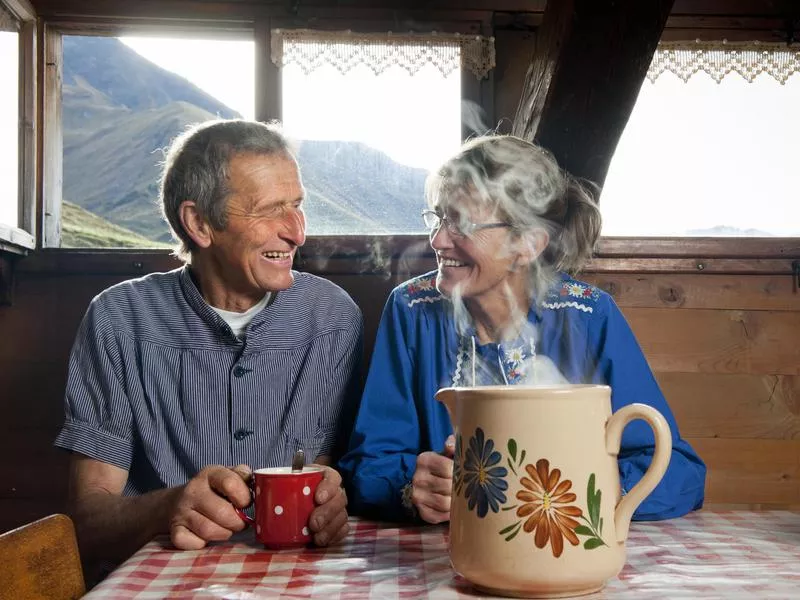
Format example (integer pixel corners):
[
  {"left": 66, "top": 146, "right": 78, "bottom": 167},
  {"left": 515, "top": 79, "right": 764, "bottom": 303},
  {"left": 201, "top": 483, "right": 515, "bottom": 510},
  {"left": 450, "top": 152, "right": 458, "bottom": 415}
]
[
  {"left": 499, "top": 440, "right": 608, "bottom": 557},
  {"left": 454, "top": 433, "right": 608, "bottom": 558},
  {"left": 454, "top": 428, "right": 508, "bottom": 518}
]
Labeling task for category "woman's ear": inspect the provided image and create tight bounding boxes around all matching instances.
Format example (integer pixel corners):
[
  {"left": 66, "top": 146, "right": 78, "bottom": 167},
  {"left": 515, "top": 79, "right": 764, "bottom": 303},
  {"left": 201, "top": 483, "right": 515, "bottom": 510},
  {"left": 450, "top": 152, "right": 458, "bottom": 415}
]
[
  {"left": 178, "top": 200, "right": 213, "bottom": 249},
  {"left": 517, "top": 228, "right": 550, "bottom": 266}
]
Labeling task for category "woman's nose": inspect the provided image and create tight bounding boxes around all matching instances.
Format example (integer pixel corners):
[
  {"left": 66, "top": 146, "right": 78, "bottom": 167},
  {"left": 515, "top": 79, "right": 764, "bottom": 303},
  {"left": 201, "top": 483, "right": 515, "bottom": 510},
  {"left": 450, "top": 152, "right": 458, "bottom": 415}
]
[{"left": 430, "top": 222, "right": 453, "bottom": 250}]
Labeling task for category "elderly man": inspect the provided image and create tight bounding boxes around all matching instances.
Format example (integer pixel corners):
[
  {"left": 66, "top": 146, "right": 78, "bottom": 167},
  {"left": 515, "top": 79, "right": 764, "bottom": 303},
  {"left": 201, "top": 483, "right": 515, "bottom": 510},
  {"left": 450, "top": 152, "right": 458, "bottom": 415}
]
[{"left": 55, "top": 120, "right": 363, "bottom": 575}]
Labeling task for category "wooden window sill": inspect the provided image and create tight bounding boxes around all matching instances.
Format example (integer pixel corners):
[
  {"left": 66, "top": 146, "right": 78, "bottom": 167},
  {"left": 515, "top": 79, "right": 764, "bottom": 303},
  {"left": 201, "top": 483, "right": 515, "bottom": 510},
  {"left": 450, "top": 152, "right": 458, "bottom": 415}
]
[
  {"left": 14, "top": 236, "right": 798, "bottom": 277},
  {"left": 0, "top": 223, "right": 35, "bottom": 256}
]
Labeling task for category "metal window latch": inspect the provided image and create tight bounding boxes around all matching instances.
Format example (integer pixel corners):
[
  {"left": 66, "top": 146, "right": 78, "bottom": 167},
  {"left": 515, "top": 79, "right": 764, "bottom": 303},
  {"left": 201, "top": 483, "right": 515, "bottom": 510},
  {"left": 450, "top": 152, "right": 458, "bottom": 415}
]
[{"left": 793, "top": 260, "right": 800, "bottom": 294}]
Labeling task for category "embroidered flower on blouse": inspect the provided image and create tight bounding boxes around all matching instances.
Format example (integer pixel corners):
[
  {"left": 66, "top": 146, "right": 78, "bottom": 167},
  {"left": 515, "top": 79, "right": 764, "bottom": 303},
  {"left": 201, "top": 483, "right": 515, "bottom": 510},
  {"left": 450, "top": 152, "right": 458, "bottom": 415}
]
[
  {"left": 401, "top": 273, "right": 442, "bottom": 307},
  {"left": 507, "top": 346, "right": 525, "bottom": 364},
  {"left": 550, "top": 280, "right": 601, "bottom": 306},
  {"left": 506, "top": 368, "right": 523, "bottom": 384},
  {"left": 567, "top": 283, "right": 587, "bottom": 298}
]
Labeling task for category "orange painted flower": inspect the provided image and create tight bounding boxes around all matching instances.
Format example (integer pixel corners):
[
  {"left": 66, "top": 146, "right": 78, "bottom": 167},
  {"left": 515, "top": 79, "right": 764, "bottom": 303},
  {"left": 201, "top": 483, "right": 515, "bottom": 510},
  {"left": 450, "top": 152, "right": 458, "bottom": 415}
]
[{"left": 516, "top": 459, "right": 583, "bottom": 558}]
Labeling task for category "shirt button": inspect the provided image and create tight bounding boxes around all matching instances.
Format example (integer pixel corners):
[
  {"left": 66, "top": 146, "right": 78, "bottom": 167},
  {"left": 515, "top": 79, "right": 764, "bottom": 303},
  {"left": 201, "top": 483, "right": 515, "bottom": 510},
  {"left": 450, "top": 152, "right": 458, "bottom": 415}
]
[
  {"left": 233, "top": 366, "right": 246, "bottom": 377},
  {"left": 233, "top": 429, "right": 253, "bottom": 441}
]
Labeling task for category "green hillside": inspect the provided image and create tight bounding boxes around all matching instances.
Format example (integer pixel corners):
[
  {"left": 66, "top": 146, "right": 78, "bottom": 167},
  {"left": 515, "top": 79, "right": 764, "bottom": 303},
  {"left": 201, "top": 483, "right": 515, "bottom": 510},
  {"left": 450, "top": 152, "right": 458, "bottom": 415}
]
[
  {"left": 62, "top": 200, "right": 172, "bottom": 248},
  {"left": 61, "top": 36, "right": 428, "bottom": 243}
]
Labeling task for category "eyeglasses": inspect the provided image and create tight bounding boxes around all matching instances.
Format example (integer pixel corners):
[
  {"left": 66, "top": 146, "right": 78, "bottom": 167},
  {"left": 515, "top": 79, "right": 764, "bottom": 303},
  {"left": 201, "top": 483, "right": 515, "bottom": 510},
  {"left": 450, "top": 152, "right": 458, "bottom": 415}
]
[{"left": 421, "top": 209, "right": 512, "bottom": 238}]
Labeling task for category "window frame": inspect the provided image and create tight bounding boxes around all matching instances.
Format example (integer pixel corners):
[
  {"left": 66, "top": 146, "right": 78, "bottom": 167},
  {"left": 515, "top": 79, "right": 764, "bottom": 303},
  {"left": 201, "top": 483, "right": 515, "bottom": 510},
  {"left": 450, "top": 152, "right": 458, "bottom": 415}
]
[
  {"left": 39, "top": 16, "right": 486, "bottom": 250},
  {"left": 0, "top": 0, "right": 36, "bottom": 255},
  {"left": 25, "top": 8, "right": 798, "bottom": 279}
]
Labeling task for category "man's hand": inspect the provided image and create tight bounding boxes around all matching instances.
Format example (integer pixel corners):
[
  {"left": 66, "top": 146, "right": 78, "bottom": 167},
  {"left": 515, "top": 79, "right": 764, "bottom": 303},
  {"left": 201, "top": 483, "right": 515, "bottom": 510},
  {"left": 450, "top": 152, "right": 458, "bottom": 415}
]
[
  {"left": 169, "top": 464, "right": 252, "bottom": 550},
  {"left": 308, "top": 466, "right": 349, "bottom": 546},
  {"left": 412, "top": 435, "right": 455, "bottom": 524}
]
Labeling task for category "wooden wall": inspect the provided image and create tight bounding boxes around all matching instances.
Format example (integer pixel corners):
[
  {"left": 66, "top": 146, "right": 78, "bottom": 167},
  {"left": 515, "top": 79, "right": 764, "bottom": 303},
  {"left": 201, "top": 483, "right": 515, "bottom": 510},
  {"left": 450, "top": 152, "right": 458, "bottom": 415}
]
[
  {"left": 1, "top": 250, "right": 798, "bottom": 534},
  {"left": 583, "top": 272, "right": 800, "bottom": 510}
]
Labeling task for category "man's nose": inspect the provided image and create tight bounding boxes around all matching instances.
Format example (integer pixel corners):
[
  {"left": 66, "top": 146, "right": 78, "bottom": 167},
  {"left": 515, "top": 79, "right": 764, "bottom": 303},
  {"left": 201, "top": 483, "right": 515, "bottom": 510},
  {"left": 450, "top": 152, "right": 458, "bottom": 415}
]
[{"left": 282, "top": 208, "right": 306, "bottom": 246}]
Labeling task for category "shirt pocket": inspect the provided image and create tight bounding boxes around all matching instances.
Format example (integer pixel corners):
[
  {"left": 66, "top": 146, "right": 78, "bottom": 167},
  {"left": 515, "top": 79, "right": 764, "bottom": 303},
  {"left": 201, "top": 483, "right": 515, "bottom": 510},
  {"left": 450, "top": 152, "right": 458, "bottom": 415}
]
[{"left": 289, "top": 423, "right": 336, "bottom": 462}]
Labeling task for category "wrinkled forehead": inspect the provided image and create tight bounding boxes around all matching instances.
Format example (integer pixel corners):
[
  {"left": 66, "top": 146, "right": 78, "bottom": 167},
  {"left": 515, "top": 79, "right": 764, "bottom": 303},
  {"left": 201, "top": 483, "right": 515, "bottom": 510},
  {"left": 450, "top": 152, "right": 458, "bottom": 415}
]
[{"left": 429, "top": 174, "right": 502, "bottom": 221}]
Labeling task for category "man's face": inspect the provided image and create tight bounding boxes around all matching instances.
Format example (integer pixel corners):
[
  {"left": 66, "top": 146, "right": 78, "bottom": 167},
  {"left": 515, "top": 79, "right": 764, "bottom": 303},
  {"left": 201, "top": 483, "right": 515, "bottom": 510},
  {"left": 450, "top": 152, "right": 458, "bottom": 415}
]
[{"left": 206, "top": 152, "right": 306, "bottom": 304}]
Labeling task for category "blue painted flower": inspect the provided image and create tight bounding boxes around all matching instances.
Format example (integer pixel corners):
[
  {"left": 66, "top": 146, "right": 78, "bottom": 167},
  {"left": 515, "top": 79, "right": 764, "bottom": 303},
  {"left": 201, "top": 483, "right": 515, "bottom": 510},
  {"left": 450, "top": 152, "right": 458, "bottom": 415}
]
[{"left": 463, "top": 427, "right": 508, "bottom": 517}]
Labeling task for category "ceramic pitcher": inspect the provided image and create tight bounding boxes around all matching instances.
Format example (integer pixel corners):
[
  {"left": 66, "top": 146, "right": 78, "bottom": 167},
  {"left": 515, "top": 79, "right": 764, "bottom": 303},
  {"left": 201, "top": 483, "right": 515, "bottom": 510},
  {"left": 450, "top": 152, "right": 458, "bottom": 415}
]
[{"left": 436, "top": 384, "right": 672, "bottom": 599}]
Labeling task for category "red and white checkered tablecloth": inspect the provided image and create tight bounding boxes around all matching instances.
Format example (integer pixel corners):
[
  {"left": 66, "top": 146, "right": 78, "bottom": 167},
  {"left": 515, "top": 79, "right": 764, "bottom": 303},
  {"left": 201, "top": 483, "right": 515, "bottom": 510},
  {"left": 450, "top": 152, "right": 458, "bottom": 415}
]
[{"left": 84, "top": 510, "right": 800, "bottom": 599}]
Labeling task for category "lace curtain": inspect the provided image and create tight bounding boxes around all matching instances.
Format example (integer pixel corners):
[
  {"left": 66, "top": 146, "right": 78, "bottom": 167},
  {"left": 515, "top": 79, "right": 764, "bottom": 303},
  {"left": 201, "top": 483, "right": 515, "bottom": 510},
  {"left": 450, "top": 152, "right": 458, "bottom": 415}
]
[
  {"left": 271, "top": 29, "right": 495, "bottom": 80},
  {"left": 648, "top": 41, "right": 800, "bottom": 84},
  {"left": 0, "top": 3, "right": 19, "bottom": 32}
]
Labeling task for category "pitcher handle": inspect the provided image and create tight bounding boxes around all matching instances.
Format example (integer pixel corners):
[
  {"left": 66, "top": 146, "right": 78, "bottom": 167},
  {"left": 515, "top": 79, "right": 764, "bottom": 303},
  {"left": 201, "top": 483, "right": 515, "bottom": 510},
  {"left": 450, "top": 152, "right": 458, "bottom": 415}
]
[{"left": 605, "top": 403, "right": 672, "bottom": 542}]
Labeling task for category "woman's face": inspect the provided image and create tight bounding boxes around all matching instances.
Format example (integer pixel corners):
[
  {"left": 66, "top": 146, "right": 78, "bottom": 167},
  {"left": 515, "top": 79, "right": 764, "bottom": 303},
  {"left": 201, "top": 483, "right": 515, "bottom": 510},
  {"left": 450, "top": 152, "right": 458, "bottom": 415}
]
[{"left": 429, "top": 200, "right": 528, "bottom": 302}]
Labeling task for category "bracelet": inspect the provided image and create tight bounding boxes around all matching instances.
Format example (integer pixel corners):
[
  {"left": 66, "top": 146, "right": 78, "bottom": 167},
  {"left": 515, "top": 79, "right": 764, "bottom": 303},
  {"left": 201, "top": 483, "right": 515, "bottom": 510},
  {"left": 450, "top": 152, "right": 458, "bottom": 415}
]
[{"left": 400, "top": 482, "right": 418, "bottom": 519}]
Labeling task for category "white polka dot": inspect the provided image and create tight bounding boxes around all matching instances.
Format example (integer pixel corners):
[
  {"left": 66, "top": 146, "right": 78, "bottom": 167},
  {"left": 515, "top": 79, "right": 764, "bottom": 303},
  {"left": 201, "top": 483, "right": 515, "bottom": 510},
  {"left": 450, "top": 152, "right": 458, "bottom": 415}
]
[
  {"left": 302, "top": 486, "right": 311, "bottom": 496},
  {"left": 274, "top": 505, "right": 284, "bottom": 515},
  {"left": 302, "top": 527, "right": 309, "bottom": 536},
  {"left": 256, "top": 524, "right": 261, "bottom": 534}
]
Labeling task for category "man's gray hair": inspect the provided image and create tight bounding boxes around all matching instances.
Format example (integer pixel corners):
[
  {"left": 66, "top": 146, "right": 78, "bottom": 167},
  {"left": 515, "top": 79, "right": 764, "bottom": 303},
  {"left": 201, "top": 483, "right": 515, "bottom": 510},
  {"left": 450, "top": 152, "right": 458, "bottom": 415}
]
[{"left": 160, "top": 119, "right": 295, "bottom": 262}]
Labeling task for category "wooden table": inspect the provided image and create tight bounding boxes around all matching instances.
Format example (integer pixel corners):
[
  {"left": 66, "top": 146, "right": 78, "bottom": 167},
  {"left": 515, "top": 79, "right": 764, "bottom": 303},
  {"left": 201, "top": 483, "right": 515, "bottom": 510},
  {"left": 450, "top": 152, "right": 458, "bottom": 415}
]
[{"left": 83, "top": 510, "right": 800, "bottom": 598}]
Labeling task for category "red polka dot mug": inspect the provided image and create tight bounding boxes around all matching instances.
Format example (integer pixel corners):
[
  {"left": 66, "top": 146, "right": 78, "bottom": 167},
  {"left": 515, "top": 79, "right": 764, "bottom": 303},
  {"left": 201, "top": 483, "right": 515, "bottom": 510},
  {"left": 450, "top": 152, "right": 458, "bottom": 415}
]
[{"left": 236, "top": 465, "right": 325, "bottom": 549}]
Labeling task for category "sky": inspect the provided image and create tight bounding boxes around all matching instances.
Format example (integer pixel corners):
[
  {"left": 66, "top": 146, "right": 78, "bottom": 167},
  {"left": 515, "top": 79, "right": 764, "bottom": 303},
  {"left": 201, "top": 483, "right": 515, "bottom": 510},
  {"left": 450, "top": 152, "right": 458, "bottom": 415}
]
[
  {"left": 0, "top": 32, "right": 18, "bottom": 227},
  {"left": 1, "top": 34, "right": 798, "bottom": 235},
  {"left": 119, "top": 37, "right": 462, "bottom": 171},
  {"left": 601, "top": 71, "right": 800, "bottom": 236}
]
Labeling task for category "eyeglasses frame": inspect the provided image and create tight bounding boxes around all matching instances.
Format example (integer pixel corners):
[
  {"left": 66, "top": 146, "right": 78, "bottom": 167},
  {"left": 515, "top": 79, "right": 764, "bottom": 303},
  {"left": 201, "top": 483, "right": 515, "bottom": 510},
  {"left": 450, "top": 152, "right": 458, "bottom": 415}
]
[{"left": 421, "top": 209, "right": 512, "bottom": 238}]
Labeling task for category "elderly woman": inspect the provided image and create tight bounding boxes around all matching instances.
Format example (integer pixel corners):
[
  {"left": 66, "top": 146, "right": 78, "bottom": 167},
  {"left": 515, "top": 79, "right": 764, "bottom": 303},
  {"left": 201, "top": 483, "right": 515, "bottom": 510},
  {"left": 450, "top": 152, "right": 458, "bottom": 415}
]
[{"left": 339, "top": 134, "right": 705, "bottom": 524}]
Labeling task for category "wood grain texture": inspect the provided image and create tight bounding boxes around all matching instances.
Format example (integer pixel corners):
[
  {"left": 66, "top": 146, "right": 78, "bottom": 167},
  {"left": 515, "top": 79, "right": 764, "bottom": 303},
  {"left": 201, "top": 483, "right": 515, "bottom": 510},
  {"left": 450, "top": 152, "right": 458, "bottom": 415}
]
[
  {"left": 0, "top": 514, "right": 85, "bottom": 600},
  {"left": 688, "top": 438, "right": 800, "bottom": 506},
  {"left": 0, "top": 256, "right": 13, "bottom": 305},
  {"left": 585, "top": 273, "right": 800, "bottom": 311},
  {"left": 658, "top": 372, "right": 800, "bottom": 440},
  {"left": 625, "top": 307, "right": 800, "bottom": 376}
]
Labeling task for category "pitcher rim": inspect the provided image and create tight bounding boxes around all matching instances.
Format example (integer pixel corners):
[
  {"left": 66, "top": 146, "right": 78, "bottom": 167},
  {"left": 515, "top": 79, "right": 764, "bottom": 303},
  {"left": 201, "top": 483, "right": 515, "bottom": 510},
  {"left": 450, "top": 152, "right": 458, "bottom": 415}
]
[{"left": 437, "top": 384, "right": 611, "bottom": 393}]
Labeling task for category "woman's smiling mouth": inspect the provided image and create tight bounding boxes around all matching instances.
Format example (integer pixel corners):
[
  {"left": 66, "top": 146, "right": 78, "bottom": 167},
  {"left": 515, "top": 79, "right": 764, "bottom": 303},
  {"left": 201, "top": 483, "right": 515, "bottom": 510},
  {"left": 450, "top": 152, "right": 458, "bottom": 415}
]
[{"left": 439, "top": 258, "right": 468, "bottom": 268}]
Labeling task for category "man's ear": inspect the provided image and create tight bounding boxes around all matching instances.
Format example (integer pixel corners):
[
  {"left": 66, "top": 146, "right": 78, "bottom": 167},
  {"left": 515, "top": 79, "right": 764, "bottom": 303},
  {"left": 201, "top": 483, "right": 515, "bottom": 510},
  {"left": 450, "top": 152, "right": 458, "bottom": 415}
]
[{"left": 178, "top": 200, "right": 213, "bottom": 249}]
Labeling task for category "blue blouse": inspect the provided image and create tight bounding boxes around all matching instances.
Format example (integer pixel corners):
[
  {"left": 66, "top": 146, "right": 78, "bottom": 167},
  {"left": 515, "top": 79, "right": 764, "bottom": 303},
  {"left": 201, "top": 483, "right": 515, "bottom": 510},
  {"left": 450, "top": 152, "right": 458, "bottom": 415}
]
[{"left": 339, "top": 271, "right": 706, "bottom": 521}]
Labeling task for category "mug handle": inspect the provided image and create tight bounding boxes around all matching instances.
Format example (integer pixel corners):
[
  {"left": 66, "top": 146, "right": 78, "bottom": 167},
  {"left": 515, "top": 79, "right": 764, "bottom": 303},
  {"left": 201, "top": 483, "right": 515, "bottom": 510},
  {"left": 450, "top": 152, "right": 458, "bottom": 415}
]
[
  {"left": 605, "top": 403, "right": 672, "bottom": 543},
  {"left": 234, "top": 478, "right": 256, "bottom": 527}
]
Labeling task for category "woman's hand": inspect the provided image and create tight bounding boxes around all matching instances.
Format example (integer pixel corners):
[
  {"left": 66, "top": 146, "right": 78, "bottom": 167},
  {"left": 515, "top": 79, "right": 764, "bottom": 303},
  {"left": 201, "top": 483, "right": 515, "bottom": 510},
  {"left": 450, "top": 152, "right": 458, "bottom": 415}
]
[{"left": 412, "top": 435, "right": 456, "bottom": 524}]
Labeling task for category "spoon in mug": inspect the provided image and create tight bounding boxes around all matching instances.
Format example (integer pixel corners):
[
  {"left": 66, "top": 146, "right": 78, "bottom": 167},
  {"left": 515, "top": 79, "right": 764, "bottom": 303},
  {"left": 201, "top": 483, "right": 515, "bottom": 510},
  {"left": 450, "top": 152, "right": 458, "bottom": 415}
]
[{"left": 291, "top": 449, "right": 305, "bottom": 473}]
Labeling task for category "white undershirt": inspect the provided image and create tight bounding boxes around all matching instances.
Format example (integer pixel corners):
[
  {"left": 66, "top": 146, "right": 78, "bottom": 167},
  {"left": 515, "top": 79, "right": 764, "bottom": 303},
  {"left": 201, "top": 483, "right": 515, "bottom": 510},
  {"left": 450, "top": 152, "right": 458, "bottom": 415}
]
[{"left": 210, "top": 293, "right": 271, "bottom": 338}]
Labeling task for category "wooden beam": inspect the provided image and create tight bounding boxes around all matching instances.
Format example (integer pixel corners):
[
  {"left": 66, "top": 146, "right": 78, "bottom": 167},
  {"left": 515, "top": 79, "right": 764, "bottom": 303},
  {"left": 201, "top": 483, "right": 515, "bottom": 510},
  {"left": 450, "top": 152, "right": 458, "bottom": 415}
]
[
  {"left": 0, "top": 256, "right": 14, "bottom": 306},
  {"left": 512, "top": 0, "right": 674, "bottom": 187}
]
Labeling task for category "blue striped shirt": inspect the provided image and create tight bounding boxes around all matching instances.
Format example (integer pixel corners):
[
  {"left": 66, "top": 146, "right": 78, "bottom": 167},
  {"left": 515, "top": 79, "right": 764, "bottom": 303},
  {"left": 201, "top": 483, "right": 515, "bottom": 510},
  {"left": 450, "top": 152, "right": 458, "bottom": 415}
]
[{"left": 55, "top": 267, "right": 363, "bottom": 496}]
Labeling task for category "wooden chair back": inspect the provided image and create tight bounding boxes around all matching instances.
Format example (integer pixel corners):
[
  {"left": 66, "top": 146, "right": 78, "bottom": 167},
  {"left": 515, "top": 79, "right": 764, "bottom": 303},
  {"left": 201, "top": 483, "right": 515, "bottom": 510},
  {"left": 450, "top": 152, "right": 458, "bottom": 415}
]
[{"left": 0, "top": 514, "right": 85, "bottom": 600}]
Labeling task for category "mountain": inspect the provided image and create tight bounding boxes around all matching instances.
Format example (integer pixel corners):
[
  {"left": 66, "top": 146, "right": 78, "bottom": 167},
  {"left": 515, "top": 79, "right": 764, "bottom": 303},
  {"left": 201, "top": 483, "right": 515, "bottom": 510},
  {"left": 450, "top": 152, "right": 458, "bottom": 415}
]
[
  {"left": 61, "top": 36, "right": 427, "bottom": 245},
  {"left": 685, "top": 226, "right": 775, "bottom": 237},
  {"left": 61, "top": 200, "right": 172, "bottom": 248}
]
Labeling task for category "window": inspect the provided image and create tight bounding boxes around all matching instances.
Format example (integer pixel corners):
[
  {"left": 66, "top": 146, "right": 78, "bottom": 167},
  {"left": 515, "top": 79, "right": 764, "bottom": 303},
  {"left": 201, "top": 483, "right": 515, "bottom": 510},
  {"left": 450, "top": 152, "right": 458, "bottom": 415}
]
[
  {"left": 0, "top": 24, "right": 18, "bottom": 229},
  {"left": 602, "top": 42, "right": 800, "bottom": 237},
  {"left": 277, "top": 30, "right": 472, "bottom": 235},
  {"left": 0, "top": 0, "right": 33, "bottom": 251},
  {"left": 55, "top": 33, "right": 254, "bottom": 248},
  {"left": 44, "top": 26, "right": 493, "bottom": 247}
]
